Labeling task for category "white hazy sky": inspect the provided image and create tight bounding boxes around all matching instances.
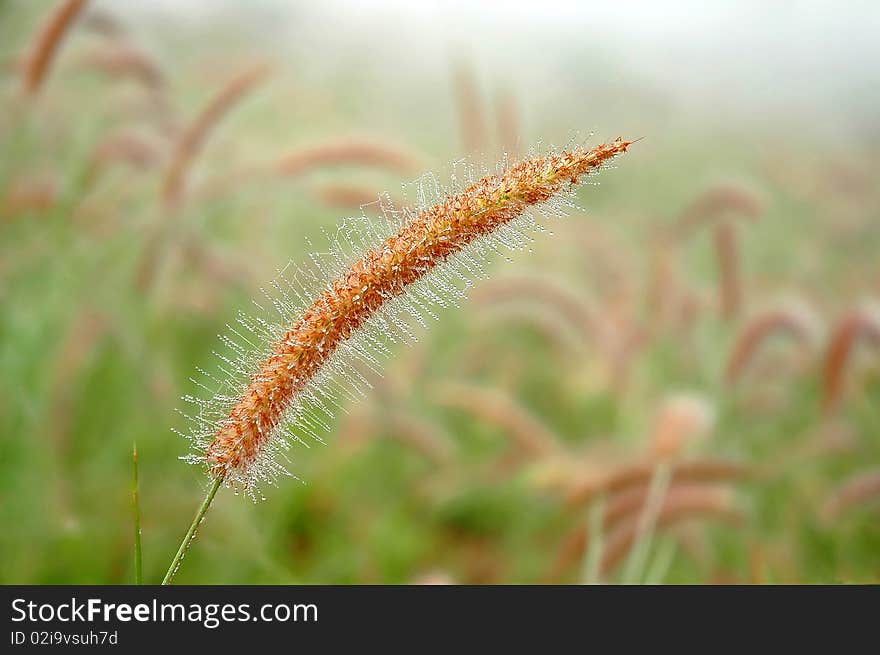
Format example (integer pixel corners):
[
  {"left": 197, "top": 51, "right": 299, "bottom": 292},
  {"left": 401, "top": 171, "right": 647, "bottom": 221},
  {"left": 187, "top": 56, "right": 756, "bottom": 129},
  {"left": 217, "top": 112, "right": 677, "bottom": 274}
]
[{"left": 95, "top": 0, "right": 880, "bottom": 133}]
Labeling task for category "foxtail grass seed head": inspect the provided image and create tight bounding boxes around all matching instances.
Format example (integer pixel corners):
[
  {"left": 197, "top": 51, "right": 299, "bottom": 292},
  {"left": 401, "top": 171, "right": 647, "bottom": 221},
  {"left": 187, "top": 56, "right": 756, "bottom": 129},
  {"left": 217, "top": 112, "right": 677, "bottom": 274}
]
[
  {"left": 725, "top": 300, "right": 821, "bottom": 384},
  {"left": 179, "top": 138, "right": 633, "bottom": 494},
  {"left": 313, "top": 183, "right": 391, "bottom": 211},
  {"left": 75, "top": 44, "right": 164, "bottom": 89},
  {"left": 546, "top": 483, "right": 733, "bottom": 582},
  {"left": 649, "top": 392, "right": 715, "bottom": 458},
  {"left": 565, "top": 457, "right": 749, "bottom": 509},
  {"left": 81, "top": 8, "right": 125, "bottom": 39},
  {"left": 473, "top": 275, "right": 597, "bottom": 337},
  {"left": 162, "top": 63, "right": 270, "bottom": 210},
  {"left": 599, "top": 488, "right": 743, "bottom": 575},
  {"left": 276, "top": 139, "right": 422, "bottom": 178},
  {"left": 494, "top": 86, "right": 520, "bottom": 158},
  {"left": 822, "top": 302, "right": 880, "bottom": 411},
  {"left": 87, "top": 129, "right": 163, "bottom": 183},
  {"left": 675, "top": 182, "right": 762, "bottom": 237},
  {"left": 430, "top": 381, "right": 559, "bottom": 456},
  {"left": 822, "top": 468, "right": 880, "bottom": 521},
  {"left": 452, "top": 61, "right": 487, "bottom": 154},
  {"left": 714, "top": 220, "right": 742, "bottom": 320},
  {"left": 1, "top": 173, "right": 59, "bottom": 218}
]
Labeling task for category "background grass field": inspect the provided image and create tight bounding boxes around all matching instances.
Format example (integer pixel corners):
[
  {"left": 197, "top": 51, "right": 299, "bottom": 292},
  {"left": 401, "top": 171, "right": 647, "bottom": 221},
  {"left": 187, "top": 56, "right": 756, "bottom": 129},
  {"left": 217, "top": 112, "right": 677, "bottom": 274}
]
[{"left": 1, "top": 0, "right": 878, "bottom": 584}]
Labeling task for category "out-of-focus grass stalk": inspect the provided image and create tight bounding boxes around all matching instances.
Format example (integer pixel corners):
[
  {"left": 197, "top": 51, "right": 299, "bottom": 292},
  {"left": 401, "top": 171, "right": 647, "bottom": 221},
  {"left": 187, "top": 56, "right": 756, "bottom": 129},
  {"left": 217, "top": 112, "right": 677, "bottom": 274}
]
[
  {"left": 621, "top": 462, "right": 672, "bottom": 583},
  {"left": 169, "top": 139, "right": 632, "bottom": 582},
  {"left": 581, "top": 496, "right": 606, "bottom": 584},
  {"left": 131, "top": 442, "right": 142, "bottom": 585}
]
